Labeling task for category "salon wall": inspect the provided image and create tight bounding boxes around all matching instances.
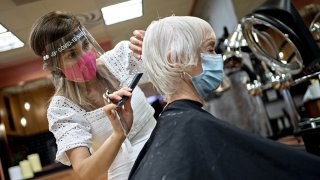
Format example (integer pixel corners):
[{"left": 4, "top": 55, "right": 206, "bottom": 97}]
[
  {"left": 232, "top": 0, "right": 266, "bottom": 22},
  {"left": 192, "top": 0, "right": 239, "bottom": 38}
]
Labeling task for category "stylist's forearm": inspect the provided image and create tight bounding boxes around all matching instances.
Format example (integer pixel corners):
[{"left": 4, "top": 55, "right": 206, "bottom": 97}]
[{"left": 74, "top": 133, "right": 125, "bottom": 179}]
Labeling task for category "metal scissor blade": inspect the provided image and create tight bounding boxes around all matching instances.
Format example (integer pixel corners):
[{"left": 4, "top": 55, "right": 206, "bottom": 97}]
[{"left": 115, "top": 109, "right": 129, "bottom": 137}]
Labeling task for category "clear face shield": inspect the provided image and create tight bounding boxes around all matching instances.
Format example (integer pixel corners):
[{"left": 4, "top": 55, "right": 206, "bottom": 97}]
[
  {"left": 43, "top": 25, "right": 105, "bottom": 83},
  {"left": 42, "top": 25, "right": 117, "bottom": 112}
]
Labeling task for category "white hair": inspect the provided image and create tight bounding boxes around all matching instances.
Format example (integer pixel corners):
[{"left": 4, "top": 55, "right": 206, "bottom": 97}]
[{"left": 142, "top": 16, "right": 215, "bottom": 99}]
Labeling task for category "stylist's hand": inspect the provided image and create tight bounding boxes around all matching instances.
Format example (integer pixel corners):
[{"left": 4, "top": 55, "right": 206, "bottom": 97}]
[
  {"left": 103, "top": 87, "right": 133, "bottom": 139},
  {"left": 129, "top": 30, "right": 145, "bottom": 59}
]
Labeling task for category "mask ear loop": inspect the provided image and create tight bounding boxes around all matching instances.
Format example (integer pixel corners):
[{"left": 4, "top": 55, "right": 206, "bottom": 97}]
[
  {"left": 55, "top": 66, "right": 63, "bottom": 71},
  {"left": 53, "top": 66, "right": 66, "bottom": 78},
  {"left": 53, "top": 52, "right": 68, "bottom": 78},
  {"left": 180, "top": 72, "right": 184, "bottom": 78},
  {"left": 181, "top": 72, "right": 192, "bottom": 79},
  {"left": 181, "top": 71, "right": 203, "bottom": 101},
  {"left": 180, "top": 72, "right": 195, "bottom": 91}
]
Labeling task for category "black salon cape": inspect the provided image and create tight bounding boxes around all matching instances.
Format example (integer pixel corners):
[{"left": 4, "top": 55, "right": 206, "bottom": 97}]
[{"left": 129, "top": 99, "right": 320, "bottom": 180}]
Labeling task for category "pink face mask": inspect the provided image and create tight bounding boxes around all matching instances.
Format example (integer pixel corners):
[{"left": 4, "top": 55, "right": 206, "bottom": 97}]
[{"left": 62, "top": 50, "right": 97, "bottom": 82}]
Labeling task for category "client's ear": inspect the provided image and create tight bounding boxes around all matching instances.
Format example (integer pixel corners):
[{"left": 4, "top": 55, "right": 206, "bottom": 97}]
[
  {"left": 167, "top": 50, "right": 183, "bottom": 69},
  {"left": 166, "top": 50, "right": 172, "bottom": 63}
]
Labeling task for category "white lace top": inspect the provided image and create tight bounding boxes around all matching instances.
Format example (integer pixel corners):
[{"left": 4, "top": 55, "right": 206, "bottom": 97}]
[{"left": 47, "top": 41, "right": 156, "bottom": 180}]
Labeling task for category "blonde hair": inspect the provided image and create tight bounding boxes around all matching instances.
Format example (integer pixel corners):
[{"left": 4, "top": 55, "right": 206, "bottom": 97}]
[{"left": 142, "top": 16, "right": 215, "bottom": 99}]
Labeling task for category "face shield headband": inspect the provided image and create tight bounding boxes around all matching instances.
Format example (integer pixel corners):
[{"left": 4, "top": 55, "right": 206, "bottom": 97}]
[{"left": 43, "top": 25, "right": 105, "bottom": 60}]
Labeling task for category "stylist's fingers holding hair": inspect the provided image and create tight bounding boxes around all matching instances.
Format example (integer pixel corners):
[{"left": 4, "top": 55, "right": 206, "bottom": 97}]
[{"left": 129, "top": 30, "right": 145, "bottom": 59}]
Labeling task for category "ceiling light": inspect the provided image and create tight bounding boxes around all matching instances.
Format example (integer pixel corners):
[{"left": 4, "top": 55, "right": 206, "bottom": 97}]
[
  {"left": 279, "top": 52, "right": 284, "bottom": 59},
  {"left": 24, "top": 102, "right": 31, "bottom": 111},
  {"left": 101, "top": 0, "right": 143, "bottom": 25},
  {"left": 0, "top": 123, "right": 5, "bottom": 132},
  {"left": 20, "top": 117, "right": 27, "bottom": 127},
  {"left": 0, "top": 31, "right": 24, "bottom": 52}
]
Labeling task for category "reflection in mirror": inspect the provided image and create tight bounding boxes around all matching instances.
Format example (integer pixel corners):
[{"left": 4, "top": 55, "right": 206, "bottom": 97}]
[
  {"left": 241, "top": 15, "right": 304, "bottom": 75},
  {"left": 310, "top": 12, "right": 320, "bottom": 44},
  {"left": 223, "top": 24, "right": 247, "bottom": 70},
  {"left": 300, "top": 3, "right": 320, "bottom": 46}
]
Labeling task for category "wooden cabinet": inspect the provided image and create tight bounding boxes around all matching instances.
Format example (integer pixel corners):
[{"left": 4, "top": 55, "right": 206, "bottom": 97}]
[
  {"left": 0, "top": 93, "right": 24, "bottom": 135},
  {"left": 19, "top": 85, "right": 54, "bottom": 135},
  {"left": 0, "top": 83, "right": 54, "bottom": 136}
]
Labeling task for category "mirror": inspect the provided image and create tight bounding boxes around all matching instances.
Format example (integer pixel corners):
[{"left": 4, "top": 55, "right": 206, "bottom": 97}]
[{"left": 241, "top": 14, "right": 304, "bottom": 75}]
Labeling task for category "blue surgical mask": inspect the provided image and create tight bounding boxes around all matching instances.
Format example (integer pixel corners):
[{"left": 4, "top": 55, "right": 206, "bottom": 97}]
[{"left": 190, "top": 53, "right": 224, "bottom": 99}]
